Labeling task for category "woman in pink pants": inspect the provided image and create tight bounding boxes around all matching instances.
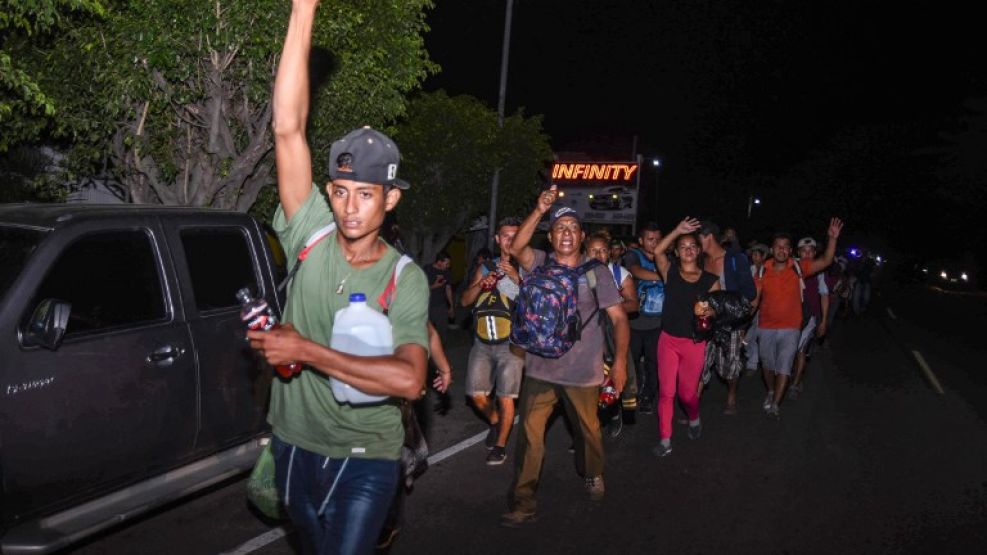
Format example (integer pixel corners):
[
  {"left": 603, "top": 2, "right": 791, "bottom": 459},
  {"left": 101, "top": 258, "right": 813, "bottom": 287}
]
[{"left": 650, "top": 217, "right": 719, "bottom": 457}]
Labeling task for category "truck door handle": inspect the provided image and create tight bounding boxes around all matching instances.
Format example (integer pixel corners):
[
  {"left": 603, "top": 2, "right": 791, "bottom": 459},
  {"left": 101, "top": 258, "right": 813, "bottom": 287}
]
[{"left": 147, "top": 345, "right": 185, "bottom": 366}]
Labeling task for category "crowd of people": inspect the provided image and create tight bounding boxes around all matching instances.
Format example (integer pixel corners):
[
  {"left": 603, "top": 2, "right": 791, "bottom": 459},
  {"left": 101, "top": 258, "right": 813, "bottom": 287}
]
[{"left": 245, "top": 3, "right": 874, "bottom": 552}]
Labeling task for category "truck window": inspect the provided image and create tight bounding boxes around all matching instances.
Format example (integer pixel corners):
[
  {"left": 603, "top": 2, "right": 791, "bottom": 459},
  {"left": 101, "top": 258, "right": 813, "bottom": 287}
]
[
  {"left": 26, "top": 229, "right": 167, "bottom": 336},
  {"left": 0, "top": 225, "right": 47, "bottom": 298},
  {"left": 181, "top": 227, "right": 258, "bottom": 311}
]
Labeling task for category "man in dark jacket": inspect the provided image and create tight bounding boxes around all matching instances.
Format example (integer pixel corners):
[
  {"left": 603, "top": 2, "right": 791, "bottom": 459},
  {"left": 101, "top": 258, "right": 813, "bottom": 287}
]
[{"left": 699, "top": 221, "right": 756, "bottom": 414}]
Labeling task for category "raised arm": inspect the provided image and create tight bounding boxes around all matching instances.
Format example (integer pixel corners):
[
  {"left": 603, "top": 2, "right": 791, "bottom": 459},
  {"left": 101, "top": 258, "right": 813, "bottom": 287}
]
[
  {"left": 510, "top": 185, "right": 558, "bottom": 272},
  {"left": 653, "top": 217, "right": 700, "bottom": 280},
  {"left": 807, "top": 218, "right": 844, "bottom": 276},
  {"left": 272, "top": 0, "right": 319, "bottom": 221}
]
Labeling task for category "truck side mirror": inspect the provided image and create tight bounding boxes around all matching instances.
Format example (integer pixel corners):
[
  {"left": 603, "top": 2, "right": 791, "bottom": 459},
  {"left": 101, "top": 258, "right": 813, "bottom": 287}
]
[{"left": 24, "top": 299, "right": 72, "bottom": 350}]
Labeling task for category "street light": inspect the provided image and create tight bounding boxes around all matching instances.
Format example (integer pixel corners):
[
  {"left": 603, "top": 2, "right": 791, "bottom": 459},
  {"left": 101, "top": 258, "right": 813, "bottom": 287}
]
[
  {"left": 747, "top": 194, "right": 761, "bottom": 219},
  {"left": 651, "top": 158, "right": 662, "bottom": 223}
]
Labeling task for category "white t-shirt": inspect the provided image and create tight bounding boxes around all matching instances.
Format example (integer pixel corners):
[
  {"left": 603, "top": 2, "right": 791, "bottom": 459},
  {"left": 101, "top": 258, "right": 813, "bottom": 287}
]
[{"left": 607, "top": 262, "right": 632, "bottom": 289}]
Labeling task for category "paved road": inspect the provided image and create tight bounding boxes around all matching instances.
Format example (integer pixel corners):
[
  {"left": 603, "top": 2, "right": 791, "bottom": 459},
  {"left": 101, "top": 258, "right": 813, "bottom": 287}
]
[{"left": 69, "top": 280, "right": 987, "bottom": 554}]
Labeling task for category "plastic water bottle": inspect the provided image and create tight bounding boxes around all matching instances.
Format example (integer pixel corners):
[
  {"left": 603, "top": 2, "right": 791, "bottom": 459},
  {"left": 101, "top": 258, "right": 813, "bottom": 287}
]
[
  {"left": 236, "top": 288, "right": 302, "bottom": 379},
  {"left": 329, "top": 292, "right": 394, "bottom": 404}
]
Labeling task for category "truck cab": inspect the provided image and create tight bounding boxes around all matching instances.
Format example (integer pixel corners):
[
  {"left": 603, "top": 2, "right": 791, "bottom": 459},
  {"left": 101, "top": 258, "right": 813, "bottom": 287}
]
[{"left": 0, "top": 204, "right": 284, "bottom": 554}]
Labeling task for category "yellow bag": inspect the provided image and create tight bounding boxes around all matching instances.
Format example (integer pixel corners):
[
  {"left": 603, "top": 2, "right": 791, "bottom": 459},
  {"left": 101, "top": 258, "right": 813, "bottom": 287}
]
[{"left": 472, "top": 288, "right": 512, "bottom": 344}]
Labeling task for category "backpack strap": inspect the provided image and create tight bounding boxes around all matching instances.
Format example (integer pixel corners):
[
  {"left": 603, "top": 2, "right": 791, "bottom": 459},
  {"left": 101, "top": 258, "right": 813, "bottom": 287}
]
[
  {"left": 633, "top": 248, "right": 651, "bottom": 270},
  {"left": 277, "top": 223, "right": 336, "bottom": 293},
  {"left": 792, "top": 259, "right": 806, "bottom": 301},
  {"left": 579, "top": 259, "right": 604, "bottom": 333},
  {"left": 611, "top": 262, "right": 622, "bottom": 287},
  {"left": 757, "top": 261, "right": 806, "bottom": 302},
  {"left": 378, "top": 255, "right": 415, "bottom": 314}
]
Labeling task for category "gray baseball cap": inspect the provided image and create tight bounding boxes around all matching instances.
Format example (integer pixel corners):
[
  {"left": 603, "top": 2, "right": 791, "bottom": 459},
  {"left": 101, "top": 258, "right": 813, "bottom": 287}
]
[{"left": 328, "top": 126, "right": 409, "bottom": 189}]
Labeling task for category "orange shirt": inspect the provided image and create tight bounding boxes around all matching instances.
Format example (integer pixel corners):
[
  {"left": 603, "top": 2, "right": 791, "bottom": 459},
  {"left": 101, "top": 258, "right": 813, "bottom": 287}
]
[{"left": 756, "top": 259, "right": 813, "bottom": 329}]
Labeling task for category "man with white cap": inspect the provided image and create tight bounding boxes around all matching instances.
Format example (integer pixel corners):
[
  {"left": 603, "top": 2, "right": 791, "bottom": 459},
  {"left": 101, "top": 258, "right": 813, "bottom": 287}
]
[{"left": 788, "top": 237, "right": 830, "bottom": 400}]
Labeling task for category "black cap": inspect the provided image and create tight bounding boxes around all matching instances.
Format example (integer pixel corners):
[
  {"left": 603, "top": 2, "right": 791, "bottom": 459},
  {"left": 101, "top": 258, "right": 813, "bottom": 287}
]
[{"left": 328, "top": 126, "right": 409, "bottom": 189}]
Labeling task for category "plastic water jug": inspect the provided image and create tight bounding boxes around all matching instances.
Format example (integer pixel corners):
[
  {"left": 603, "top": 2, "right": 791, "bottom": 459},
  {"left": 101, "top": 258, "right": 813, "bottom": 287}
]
[{"left": 329, "top": 292, "right": 394, "bottom": 404}]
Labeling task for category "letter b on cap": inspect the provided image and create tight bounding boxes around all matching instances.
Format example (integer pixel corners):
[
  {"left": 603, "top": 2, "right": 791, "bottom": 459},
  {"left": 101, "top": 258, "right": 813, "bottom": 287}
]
[{"left": 387, "top": 164, "right": 397, "bottom": 180}]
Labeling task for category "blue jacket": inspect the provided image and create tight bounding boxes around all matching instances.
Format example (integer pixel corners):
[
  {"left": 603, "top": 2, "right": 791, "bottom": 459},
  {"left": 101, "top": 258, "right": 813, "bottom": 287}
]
[{"left": 723, "top": 248, "right": 757, "bottom": 301}]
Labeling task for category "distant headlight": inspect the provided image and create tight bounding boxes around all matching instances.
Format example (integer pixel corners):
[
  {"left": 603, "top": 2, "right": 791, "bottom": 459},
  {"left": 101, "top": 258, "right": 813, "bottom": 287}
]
[
  {"left": 940, "top": 271, "right": 948, "bottom": 280},
  {"left": 961, "top": 273, "right": 969, "bottom": 281},
  {"left": 922, "top": 268, "right": 928, "bottom": 273}
]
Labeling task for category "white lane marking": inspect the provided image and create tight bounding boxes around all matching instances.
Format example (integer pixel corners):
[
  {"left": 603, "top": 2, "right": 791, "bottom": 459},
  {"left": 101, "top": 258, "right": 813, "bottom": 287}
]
[
  {"left": 911, "top": 350, "right": 945, "bottom": 396},
  {"left": 220, "top": 526, "right": 287, "bottom": 555},
  {"left": 223, "top": 417, "right": 519, "bottom": 554},
  {"left": 886, "top": 307, "right": 897, "bottom": 320}
]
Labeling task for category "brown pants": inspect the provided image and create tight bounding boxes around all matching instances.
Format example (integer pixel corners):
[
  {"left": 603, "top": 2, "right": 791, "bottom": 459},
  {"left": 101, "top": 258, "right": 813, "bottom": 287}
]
[{"left": 508, "top": 376, "right": 604, "bottom": 514}]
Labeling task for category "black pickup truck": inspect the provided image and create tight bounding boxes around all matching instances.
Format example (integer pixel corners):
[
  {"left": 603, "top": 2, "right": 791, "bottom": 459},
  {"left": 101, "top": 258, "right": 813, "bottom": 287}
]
[{"left": 0, "top": 204, "right": 286, "bottom": 554}]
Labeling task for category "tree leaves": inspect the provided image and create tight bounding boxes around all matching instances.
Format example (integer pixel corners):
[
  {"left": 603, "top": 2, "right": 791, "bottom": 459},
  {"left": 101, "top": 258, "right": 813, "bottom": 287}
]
[
  {"left": 6, "top": 0, "right": 435, "bottom": 211},
  {"left": 393, "top": 90, "right": 552, "bottom": 262}
]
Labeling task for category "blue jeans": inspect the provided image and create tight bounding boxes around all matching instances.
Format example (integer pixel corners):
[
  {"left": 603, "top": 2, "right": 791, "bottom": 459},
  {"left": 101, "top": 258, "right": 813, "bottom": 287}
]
[{"left": 271, "top": 436, "right": 400, "bottom": 555}]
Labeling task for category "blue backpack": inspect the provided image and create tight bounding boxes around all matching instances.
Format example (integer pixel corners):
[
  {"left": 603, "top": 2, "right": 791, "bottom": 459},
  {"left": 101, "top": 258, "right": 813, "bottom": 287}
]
[
  {"left": 510, "top": 259, "right": 602, "bottom": 358},
  {"left": 631, "top": 249, "right": 664, "bottom": 317}
]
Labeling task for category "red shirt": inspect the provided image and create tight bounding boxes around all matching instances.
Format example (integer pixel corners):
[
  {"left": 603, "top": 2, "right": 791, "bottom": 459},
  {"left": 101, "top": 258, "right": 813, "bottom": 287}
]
[{"left": 757, "top": 259, "right": 814, "bottom": 329}]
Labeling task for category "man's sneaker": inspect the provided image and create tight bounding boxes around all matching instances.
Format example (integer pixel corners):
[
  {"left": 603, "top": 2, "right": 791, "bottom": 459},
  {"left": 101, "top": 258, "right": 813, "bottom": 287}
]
[
  {"left": 500, "top": 509, "right": 537, "bottom": 528},
  {"left": 485, "top": 423, "right": 499, "bottom": 450},
  {"left": 788, "top": 383, "right": 802, "bottom": 401},
  {"left": 762, "top": 391, "right": 775, "bottom": 411},
  {"left": 687, "top": 420, "right": 702, "bottom": 440},
  {"left": 766, "top": 403, "right": 781, "bottom": 419},
  {"left": 486, "top": 446, "right": 507, "bottom": 466},
  {"left": 585, "top": 476, "right": 605, "bottom": 501},
  {"left": 605, "top": 415, "right": 624, "bottom": 440},
  {"left": 652, "top": 442, "right": 673, "bottom": 458},
  {"left": 638, "top": 399, "right": 654, "bottom": 414}
]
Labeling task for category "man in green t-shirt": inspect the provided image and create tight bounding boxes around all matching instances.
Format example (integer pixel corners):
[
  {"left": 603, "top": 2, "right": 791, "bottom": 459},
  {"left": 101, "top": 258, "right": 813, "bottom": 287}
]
[{"left": 246, "top": 2, "right": 428, "bottom": 553}]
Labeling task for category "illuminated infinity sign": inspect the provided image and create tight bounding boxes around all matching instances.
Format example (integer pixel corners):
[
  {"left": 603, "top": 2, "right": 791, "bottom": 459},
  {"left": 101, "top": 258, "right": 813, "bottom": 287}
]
[{"left": 551, "top": 163, "right": 639, "bottom": 182}]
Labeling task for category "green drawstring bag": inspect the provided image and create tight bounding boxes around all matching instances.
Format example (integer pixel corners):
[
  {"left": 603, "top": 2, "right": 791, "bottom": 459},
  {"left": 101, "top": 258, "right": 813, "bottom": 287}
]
[{"left": 246, "top": 442, "right": 284, "bottom": 519}]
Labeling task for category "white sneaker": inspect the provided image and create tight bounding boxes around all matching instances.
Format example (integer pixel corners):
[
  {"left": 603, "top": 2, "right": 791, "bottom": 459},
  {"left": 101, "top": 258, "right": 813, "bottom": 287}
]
[
  {"left": 762, "top": 391, "right": 775, "bottom": 411},
  {"left": 766, "top": 403, "right": 781, "bottom": 419}
]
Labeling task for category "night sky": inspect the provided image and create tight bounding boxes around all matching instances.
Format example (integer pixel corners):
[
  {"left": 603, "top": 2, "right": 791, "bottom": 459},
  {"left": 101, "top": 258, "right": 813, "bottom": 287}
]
[{"left": 422, "top": 0, "right": 986, "bottom": 264}]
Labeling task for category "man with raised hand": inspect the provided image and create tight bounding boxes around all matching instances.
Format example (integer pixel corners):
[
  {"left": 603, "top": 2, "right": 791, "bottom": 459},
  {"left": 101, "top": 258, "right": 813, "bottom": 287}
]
[
  {"left": 460, "top": 217, "right": 524, "bottom": 466},
  {"left": 501, "top": 185, "right": 629, "bottom": 527},
  {"left": 246, "top": 1, "right": 429, "bottom": 552},
  {"left": 753, "top": 218, "right": 843, "bottom": 419}
]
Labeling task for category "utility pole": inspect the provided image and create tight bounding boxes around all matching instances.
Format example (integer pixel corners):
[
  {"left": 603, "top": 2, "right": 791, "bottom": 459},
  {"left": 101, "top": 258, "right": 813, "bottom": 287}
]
[{"left": 487, "top": 0, "right": 514, "bottom": 249}]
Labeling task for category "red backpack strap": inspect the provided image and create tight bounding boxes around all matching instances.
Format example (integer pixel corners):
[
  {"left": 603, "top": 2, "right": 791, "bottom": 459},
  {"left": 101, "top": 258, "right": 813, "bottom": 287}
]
[
  {"left": 378, "top": 255, "right": 414, "bottom": 314},
  {"left": 277, "top": 223, "right": 336, "bottom": 293}
]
